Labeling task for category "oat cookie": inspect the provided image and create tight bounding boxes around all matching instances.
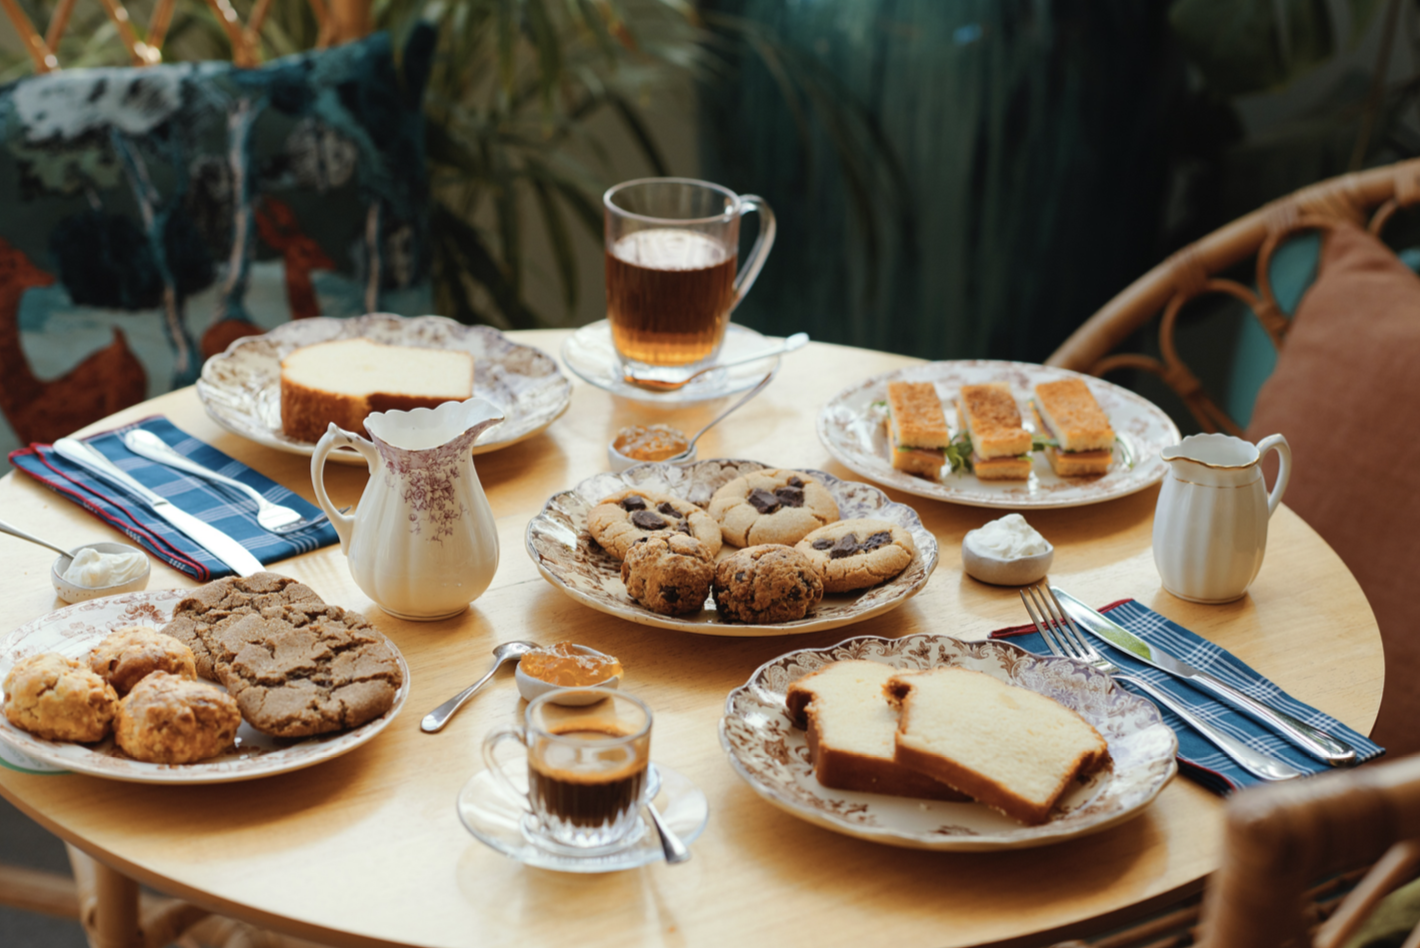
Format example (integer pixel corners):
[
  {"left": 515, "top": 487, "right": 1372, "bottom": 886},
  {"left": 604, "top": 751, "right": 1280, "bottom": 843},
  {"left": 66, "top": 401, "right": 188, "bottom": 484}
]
[
  {"left": 712, "top": 545, "right": 825, "bottom": 624},
  {"left": 795, "top": 519, "right": 916, "bottom": 593},
  {"left": 115, "top": 672, "right": 241, "bottom": 764},
  {"left": 707, "top": 469, "right": 839, "bottom": 548},
  {"left": 88, "top": 626, "right": 197, "bottom": 696},
  {"left": 621, "top": 533, "right": 715, "bottom": 616},
  {"left": 3, "top": 653, "right": 118, "bottom": 742},
  {"left": 587, "top": 489, "right": 722, "bottom": 560},
  {"left": 163, "top": 572, "right": 324, "bottom": 679}
]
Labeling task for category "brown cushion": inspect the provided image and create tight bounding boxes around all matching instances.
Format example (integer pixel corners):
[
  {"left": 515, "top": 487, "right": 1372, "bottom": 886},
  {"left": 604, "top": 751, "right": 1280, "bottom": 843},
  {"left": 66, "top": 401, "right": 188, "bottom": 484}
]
[{"left": 1246, "top": 221, "right": 1420, "bottom": 756}]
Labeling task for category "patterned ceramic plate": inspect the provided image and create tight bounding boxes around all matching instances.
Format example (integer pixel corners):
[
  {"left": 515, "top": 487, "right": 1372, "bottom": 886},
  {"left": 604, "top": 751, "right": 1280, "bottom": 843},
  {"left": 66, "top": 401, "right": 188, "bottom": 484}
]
[
  {"left": 197, "top": 314, "right": 572, "bottom": 464},
  {"left": 817, "top": 361, "right": 1181, "bottom": 508},
  {"left": 0, "top": 590, "right": 410, "bottom": 784},
  {"left": 720, "top": 634, "right": 1177, "bottom": 850},
  {"left": 524, "top": 460, "right": 939, "bottom": 637}
]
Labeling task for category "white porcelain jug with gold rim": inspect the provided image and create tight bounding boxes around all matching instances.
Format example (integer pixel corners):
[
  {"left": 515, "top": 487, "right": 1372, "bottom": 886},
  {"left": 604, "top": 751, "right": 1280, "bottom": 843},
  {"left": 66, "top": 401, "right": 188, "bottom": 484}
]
[
  {"left": 1153, "top": 433, "right": 1292, "bottom": 603},
  {"left": 311, "top": 398, "right": 504, "bottom": 620}
]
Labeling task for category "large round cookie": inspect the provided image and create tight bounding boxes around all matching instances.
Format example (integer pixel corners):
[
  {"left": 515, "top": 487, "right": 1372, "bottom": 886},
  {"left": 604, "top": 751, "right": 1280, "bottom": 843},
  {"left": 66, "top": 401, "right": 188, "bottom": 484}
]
[
  {"left": 587, "top": 489, "right": 722, "bottom": 560},
  {"left": 708, "top": 469, "right": 839, "bottom": 548},
  {"left": 712, "top": 545, "right": 825, "bottom": 624},
  {"left": 795, "top": 518, "right": 917, "bottom": 593}
]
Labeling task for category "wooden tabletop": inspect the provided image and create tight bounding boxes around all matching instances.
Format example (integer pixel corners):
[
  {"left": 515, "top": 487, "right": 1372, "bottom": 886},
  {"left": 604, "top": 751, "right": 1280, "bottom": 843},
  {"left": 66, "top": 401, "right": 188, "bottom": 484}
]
[{"left": 0, "top": 330, "right": 1385, "bottom": 948}]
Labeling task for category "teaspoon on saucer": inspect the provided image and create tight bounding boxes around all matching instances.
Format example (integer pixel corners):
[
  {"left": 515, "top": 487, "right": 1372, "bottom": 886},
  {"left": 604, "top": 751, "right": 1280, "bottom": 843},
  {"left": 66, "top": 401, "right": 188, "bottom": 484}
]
[
  {"left": 644, "top": 763, "right": 691, "bottom": 864},
  {"left": 622, "top": 332, "right": 807, "bottom": 392},
  {"left": 421, "top": 640, "right": 539, "bottom": 733}
]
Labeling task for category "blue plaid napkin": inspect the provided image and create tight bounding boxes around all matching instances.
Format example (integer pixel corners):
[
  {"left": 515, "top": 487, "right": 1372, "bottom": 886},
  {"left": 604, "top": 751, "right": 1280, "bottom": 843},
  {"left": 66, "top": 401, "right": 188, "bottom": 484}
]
[
  {"left": 992, "top": 599, "right": 1384, "bottom": 793},
  {"left": 9, "top": 416, "right": 339, "bottom": 581}
]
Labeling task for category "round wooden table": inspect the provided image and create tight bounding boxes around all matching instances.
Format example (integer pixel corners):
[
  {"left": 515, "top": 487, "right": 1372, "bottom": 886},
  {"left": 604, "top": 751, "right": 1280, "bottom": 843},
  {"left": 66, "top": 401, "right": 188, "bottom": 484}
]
[{"left": 0, "top": 331, "right": 1384, "bottom": 948}]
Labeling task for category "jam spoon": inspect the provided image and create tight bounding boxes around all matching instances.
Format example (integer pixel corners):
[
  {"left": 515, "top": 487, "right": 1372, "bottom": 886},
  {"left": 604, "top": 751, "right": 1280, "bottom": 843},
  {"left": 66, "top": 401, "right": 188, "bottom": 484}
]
[{"left": 421, "top": 640, "right": 539, "bottom": 733}]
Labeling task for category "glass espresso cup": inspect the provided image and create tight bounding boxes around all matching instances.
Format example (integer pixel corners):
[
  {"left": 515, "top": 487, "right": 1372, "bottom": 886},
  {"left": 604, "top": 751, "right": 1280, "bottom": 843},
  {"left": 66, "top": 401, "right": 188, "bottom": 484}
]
[
  {"left": 482, "top": 689, "right": 651, "bottom": 853},
  {"left": 604, "top": 177, "right": 776, "bottom": 372}
]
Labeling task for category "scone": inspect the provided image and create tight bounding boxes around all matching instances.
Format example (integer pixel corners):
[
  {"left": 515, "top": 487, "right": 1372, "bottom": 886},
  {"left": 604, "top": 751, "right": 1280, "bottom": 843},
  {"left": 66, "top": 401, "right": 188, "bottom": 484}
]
[
  {"left": 3, "top": 653, "right": 118, "bottom": 742},
  {"left": 115, "top": 672, "right": 242, "bottom": 764},
  {"left": 587, "top": 489, "right": 722, "bottom": 560},
  {"left": 712, "top": 545, "right": 825, "bottom": 624},
  {"left": 795, "top": 519, "right": 917, "bottom": 593},
  {"left": 621, "top": 533, "right": 715, "bottom": 616},
  {"left": 707, "top": 470, "right": 839, "bottom": 548},
  {"left": 88, "top": 626, "right": 197, "bottom": 696}
]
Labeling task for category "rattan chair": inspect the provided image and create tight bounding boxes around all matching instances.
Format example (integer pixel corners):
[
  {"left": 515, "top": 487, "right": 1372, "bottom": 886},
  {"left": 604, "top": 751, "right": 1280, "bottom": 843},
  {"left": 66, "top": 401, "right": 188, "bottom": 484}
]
[{"left": 1046, "top": 158, "right": 1420, "bottom": 435}]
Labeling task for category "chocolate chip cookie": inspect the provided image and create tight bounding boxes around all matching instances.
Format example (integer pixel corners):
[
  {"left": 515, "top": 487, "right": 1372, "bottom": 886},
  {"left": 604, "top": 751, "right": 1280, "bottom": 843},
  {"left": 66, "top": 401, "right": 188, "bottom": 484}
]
[
  {"left": 708, "top": 469, "right": 839, "bottom": 547},
  {"left": 587, "top": 489, "right": 722, "bottom": 560},
  {"left": 712, "top": 545, "right": 825, "bottom": 624},
  {"left": 621, "top": 533, "right": 715, "bottom": 616},
  {"left": 795, "top": 518, "right": 917, "bottom": 593}
]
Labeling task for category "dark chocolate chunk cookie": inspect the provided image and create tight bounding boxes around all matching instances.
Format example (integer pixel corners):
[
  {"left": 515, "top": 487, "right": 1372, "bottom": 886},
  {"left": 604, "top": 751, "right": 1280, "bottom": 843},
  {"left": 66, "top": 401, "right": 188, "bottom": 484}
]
[
  {"left": 795, "top": 518, "right": 916, "bottom": 593},
  {"left": 621, "top": 533, "right": 715, "bottom": 616},
  {"left": 712, "top": 545, "right": 825, "bottom": 624},
  {"left": 586, "top": 489, "right": 722, "bottom": 560},
  {"left": 708, "top": 470, "right": 839, "bottom": 548}
]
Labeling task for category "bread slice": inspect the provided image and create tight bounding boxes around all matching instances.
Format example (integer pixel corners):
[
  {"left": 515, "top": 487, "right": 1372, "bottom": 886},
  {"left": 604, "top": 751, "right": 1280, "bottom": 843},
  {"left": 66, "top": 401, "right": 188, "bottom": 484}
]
[
  {"left": 280, "top": 339, "right": 475, "bottom": 442},
  {"left": 972, "top": 456, "right": 1034, "bottom": 481},
  {"left": 887, "top": 667, "right": 1111, "bottom": 825},
  {"left": 1034, "top": 379, "right": 1114, "bottom": 453},
  {"left": 957, "top": 384, "right": 1031, "bottom": 459},
  {"left": 785, "top": 661, "right": 967, "bottom": 801},
  {"left": 886, "top": 382, "right": 949, "bottom": 478}
]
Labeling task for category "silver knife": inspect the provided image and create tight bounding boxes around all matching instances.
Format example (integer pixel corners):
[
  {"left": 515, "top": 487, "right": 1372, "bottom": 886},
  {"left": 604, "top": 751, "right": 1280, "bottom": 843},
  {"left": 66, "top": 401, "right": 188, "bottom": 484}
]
[
  {"left": 1051, "top": 587, "right": 1356, "bottom": 766},
  {"left": 53, "top": 438, "right": 265, "bottom": 577}
]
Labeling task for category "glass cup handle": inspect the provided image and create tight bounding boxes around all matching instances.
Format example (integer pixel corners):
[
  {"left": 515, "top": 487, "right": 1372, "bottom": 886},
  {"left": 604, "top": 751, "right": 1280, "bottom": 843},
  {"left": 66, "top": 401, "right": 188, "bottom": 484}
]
[
  {"left": 732, "top": 194, "right": 776, "bottom": 309},
  {"left": 481, "top": 726, "right": 531, "bottom": 809}
]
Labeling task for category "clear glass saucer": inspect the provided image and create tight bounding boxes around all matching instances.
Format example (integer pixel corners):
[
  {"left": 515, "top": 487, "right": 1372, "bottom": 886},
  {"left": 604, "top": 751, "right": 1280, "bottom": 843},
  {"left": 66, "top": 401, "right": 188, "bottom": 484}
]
[
  {"left": 456, "top": 760, "right": 709, "bottom": 873},
  {"left": 561, "top": 321, "right": 783, "bottom": 405}
]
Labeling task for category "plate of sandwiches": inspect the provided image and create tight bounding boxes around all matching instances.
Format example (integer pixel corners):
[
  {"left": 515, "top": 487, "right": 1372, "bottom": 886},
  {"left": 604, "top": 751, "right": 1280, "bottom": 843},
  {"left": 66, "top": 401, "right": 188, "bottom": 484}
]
[
  {"left": 525, "top": 459, "right": 938, "bottom": 636},
  {"left": 816, "top": 361, "right": 1181, "bottom": 508},
  {"left": 719, "top": 634, "right": 1178, "bottom": 850},
  {"left": 197, "top": 313, "right": 573, "bottom": 464},
  {"left": 0, "top": 574, "right": 409, "bottom": 784}
]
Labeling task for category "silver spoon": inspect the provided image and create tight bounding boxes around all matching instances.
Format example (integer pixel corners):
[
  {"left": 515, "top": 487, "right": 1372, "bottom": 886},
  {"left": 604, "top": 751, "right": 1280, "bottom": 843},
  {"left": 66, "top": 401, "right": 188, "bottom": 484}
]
[
  {"left": 644, "top": 763, "right": 691, "bottom": 864},
  {"left": 623, "top": 332, "right": 808, "bottom": 391},
  {"left": 662, "top": 368, "right": 778, "bottom": 463},
  {"left": 0, "top": 518, "right": 75, "bottom": 558},
  {"left": 421, "top": 641, "right": 539, "bottom": 733}
]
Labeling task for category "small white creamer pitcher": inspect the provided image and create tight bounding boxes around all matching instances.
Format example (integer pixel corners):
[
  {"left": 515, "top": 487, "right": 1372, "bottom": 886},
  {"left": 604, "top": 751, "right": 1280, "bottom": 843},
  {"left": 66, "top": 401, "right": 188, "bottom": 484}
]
[
  {"left": 1153, "top": 433, "right": 1292, "bottom": 604},
  {"left": 311, "top": 398, "right": 504, "bottom": 621}
]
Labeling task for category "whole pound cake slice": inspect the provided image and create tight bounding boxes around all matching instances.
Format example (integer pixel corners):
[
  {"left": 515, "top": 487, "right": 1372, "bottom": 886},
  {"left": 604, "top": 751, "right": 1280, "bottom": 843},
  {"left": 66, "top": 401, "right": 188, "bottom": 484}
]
[
  {"left": 785, "top": 661, "right": 966, "bottom": 800},
  {"left": 886, "top": 667, "right": 1110, "bottom": 825},
  {"left": 161, "top": 574, "right": 403, "bottom": 738}
]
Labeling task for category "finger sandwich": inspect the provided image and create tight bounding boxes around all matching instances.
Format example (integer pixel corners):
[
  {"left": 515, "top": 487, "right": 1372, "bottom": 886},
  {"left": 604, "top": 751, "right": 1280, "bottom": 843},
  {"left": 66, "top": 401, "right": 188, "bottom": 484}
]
[
  {"left": 957, "top": 383, "right": 1032, "bottom": 481},
  {"left": 1032, "top": 379, "right": 1114, "bottom": 477},
  {"left": 886, "top": 381, "right": 950, "bottom": 478}
]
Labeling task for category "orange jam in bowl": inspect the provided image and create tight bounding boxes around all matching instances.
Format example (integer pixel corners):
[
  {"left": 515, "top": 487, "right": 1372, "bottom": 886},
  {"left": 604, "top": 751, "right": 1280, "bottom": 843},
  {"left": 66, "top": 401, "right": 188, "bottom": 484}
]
[
  {"left": 612, "top": 424, "right": 689, "bottom": 462},
  {"left": 519, "top": 643, "right": 624, "bottom": 687}
]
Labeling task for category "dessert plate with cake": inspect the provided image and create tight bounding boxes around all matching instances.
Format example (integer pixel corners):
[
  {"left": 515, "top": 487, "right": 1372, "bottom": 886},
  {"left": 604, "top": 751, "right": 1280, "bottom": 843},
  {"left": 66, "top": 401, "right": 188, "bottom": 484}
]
[
  {"left": 525, "top": 460, "right": 938, "bottom": 636},
  {"left": 816, "top": 361, "right": 1181, "bottom": 508},
  {"left": 719, "top": 634, "right": 1178, "bottom": 850},
  {"left": 0, "top": 576, "right": 409, "bottom": 784},
  {"left": 197, "top": 314, "right": 572, "bottom": 464}
]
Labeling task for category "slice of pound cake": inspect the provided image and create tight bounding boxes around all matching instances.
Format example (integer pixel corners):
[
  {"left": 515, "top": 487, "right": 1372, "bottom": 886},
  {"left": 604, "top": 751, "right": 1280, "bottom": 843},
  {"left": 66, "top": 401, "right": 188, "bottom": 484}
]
[
  {"left": 887, "top": 667, "right": 1110, "bottom": 825},
  {"left": 280, "top": 338, "right": 475, "bottom": 442},
  {"left": 785, "top": 660, "right": 966, "bottom": 800}
]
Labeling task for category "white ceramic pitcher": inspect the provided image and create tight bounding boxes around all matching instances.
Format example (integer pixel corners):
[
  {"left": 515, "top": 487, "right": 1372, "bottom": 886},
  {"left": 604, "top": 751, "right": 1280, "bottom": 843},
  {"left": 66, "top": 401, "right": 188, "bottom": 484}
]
[
  {"left": 311, "top": 398, "right": 504, "bottom": 620},
  {"left": 1153, "top": 433, "right": 1292, "bottom": 603}
]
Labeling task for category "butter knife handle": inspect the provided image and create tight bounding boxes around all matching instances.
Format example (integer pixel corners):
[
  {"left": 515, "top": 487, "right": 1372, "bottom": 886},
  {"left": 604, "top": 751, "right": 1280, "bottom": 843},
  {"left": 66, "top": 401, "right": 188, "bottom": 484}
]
[
  {"left": 1187, "top": 670, "right": 1356, "bottom": 766},
  {"left": 54, "top": 438, "right": 162, "bottom": 505}
]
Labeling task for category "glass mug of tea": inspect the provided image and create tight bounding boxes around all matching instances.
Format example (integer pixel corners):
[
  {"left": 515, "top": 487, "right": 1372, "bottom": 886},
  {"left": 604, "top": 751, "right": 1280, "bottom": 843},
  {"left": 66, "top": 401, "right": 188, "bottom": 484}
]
[
  {"left": 604, "top": 177, "right": 776, "bottom": 373},
  {"left": 482, "top": 689, "right": 652, "bottom": 852}
]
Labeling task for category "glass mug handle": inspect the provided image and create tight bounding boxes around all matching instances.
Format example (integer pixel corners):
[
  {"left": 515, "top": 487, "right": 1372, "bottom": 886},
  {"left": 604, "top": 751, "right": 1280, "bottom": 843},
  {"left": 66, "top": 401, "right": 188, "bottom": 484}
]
[
  {"left": 481, "top": 726, "right": 532, "bottom": 811},
  {"left": 732, "top": 194, "right": 776, "bottom": 309}
]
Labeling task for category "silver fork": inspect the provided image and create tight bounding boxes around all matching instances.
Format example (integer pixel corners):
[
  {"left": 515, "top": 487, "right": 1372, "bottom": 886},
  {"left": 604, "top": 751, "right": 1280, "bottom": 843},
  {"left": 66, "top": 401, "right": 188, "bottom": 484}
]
[
  {"left": 121, "top": 430, "right": 327, "bottom": 535},
  {"left": 1020, "top": 584, "right": 1303, "bottom": 782}
]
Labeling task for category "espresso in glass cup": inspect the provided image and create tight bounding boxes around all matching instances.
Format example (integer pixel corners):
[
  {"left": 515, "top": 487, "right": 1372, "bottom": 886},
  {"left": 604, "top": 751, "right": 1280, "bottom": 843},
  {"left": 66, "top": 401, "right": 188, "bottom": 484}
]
[
  {"left": 482, "top": 689, "right": 651, "bottom": 853},
  {"left": 604, "top": 178, "right": 776, "bottom": 372}
]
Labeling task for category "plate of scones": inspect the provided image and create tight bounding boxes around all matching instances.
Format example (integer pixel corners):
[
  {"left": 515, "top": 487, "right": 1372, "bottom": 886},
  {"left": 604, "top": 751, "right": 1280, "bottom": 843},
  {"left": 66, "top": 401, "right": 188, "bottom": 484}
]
[
  {"left": 816, "top": 361, "right": 1181, "bottom": 509},
  {"left": 0, "top": 574, "right": 408, "bottom": 783},
  {"left": 524, "top": 460, "right": 938, "bottom": 636},
  {"left": 719, "top": 634, "right": 1178, "bottom": 850}
]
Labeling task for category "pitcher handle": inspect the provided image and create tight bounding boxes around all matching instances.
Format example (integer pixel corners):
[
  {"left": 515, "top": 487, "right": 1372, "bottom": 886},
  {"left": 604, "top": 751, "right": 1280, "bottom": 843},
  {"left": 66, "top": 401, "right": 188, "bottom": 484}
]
[
  {"left": 731, "top": 194, "right": 776, "bottom": 309},
  {"left": 1256, "top": 433, "right": 1292, "bottom": 517},
  {"left": 481, "top": 726, "right": 533, "bottom": 812},
  {"left": 311, "top": 423, "right": 377, "bottom": 553}
]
